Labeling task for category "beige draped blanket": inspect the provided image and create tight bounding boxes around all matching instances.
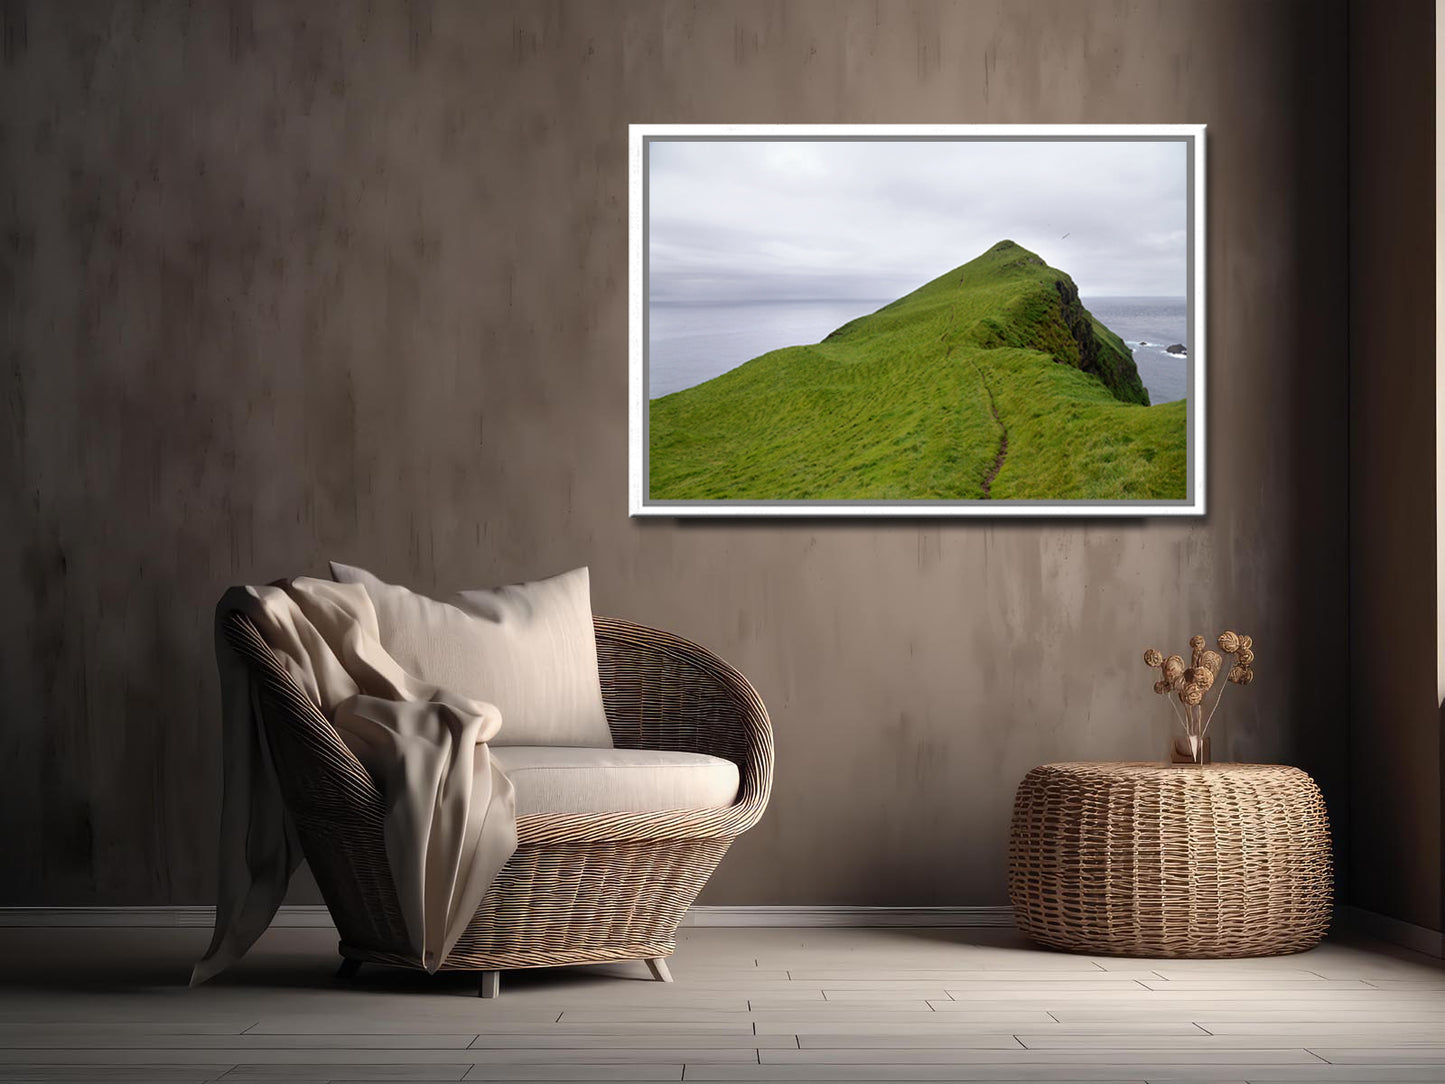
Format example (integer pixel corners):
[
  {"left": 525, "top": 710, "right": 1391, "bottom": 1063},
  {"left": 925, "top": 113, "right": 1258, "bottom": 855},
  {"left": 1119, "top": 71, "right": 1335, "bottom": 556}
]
[{"left": 191, "top": 578, "right": 517, "bottom": 985}]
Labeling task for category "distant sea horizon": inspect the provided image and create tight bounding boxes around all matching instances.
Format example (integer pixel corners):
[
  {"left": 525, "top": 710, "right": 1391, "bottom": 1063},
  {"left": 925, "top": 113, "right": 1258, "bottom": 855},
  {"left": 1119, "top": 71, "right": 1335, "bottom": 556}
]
[{"left": 648, "top": 295, "right": 1189, "bottom": 405}]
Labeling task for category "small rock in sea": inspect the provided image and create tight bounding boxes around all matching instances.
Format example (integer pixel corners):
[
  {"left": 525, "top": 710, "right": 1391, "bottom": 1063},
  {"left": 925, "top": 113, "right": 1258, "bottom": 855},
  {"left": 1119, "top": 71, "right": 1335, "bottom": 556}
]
[
  {"left": 1166, "top": 343, "right": 1187, "bottom": 356},
  {"left": 1138, "top": 341, "right": 1150, "bottom": 346}
]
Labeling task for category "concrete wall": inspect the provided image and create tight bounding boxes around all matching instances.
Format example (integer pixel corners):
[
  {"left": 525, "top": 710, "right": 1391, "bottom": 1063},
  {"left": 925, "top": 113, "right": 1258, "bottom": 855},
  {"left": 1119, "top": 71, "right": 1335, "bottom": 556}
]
[
  {"left": 1349, "top": 0, "right": 1440, "bottom": 934},
  {"left": 0, "top": 0, "right": 1349, "bottom": 906}
]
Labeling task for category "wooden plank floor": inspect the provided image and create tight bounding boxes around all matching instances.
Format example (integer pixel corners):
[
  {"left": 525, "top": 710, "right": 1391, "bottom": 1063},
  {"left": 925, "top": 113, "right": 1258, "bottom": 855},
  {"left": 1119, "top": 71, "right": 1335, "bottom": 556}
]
[{"left": 0, "top": 925, "right": 1443, "bottom": 1082}]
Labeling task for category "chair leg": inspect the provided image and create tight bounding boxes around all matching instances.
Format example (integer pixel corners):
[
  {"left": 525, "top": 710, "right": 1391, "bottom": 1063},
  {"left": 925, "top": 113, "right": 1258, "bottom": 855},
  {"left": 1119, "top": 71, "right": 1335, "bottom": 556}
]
[
  {"left": 645, "top": 957, "right": 673, "bottom": 983},
  {"left": 335, "top": 958, "right": 361, "bottom": 980},
  {"left": 477, "top": 970, "right": 500, "bottom": 998}
]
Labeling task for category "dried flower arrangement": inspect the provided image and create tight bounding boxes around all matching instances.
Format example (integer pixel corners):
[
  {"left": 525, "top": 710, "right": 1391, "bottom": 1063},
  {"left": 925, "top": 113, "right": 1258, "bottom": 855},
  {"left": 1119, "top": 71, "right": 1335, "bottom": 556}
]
[{"left": 1143, "top": 631, "right": 1256, "bottom": 763}]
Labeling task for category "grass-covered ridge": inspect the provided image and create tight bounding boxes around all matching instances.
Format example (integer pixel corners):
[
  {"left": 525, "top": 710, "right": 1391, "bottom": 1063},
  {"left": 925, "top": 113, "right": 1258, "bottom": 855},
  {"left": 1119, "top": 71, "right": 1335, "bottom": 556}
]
[{"left": 649, "top": 240, "right": 1186, "bottom": 501}]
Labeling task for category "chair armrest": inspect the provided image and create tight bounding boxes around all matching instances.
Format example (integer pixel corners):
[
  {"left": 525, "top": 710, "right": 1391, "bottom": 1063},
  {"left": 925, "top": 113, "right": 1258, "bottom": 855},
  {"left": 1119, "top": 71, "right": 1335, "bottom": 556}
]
[{"left": 593, "top": 616, "right": 774, "bottom": 834}]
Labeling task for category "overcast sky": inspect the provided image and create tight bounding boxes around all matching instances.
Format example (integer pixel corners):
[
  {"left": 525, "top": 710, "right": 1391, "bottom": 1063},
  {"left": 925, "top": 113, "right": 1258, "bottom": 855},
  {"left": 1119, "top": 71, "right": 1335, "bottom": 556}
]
[{"left": 648, "top": 138, "right": 1189, "bottom": 303}]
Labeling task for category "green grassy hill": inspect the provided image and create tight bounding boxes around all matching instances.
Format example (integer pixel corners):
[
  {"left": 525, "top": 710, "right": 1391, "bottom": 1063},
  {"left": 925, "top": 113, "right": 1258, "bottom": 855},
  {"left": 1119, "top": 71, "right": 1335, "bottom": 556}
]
[{"left": 649, "top": 240, "right": 1187, "bottom": 501}]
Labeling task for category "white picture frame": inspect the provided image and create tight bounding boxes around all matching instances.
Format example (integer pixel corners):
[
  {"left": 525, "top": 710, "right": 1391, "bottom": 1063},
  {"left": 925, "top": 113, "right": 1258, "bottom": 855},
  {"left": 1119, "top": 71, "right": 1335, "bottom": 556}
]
[{"left": 629, "top": 124, "right": 1206, "bottom": 517}]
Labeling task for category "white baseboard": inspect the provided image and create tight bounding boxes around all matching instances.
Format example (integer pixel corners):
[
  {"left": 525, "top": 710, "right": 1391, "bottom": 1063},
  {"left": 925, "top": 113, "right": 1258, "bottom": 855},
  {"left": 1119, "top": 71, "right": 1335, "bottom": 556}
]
[
  {"left": 1340, "top": 905, "right": 1445, "bottom": 958},
  {"left": 682, "top": 905, "right": 1014, "bottom": 927},
  {"left": 0, "top": 904, "right": 1014, "bottom": 930},
  {"left": 15, "top": 904, "right": 1445, "bottom": 954},
  {"left": 16, "top": 904, "right": 1445, "bottom": 960},
  {"left": 0, "top": 906, "right": 335, "bottom": 928}
]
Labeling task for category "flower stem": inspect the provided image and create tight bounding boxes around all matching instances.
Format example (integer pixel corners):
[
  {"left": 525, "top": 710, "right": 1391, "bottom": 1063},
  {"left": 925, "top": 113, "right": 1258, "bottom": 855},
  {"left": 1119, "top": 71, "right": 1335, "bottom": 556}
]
[
  {"left": 1167, "top": 691, "right": 1188, "bottom": 733},
  {"left": 1203, "top": 668, "right": 1230, "bottom": 736}
]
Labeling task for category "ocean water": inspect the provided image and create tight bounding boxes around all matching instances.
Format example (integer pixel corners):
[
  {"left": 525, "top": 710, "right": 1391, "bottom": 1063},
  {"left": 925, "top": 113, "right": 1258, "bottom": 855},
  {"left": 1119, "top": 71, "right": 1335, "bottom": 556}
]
[
  {"left": 1082, "top": 296, "right": 1190, "bottom": 405},
  {"left": 648, "top": 296, "right": 1189, "bottom": 405},
  {"left": 647, "top": 299, "right": 890, "bottom": 399}
]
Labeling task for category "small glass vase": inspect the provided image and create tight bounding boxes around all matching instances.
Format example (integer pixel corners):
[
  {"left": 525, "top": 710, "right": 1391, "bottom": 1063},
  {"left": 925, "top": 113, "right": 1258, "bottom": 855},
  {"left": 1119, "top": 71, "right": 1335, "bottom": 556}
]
[{"left": 1170, "top": 733, "right": 1211, "bottom": 764}]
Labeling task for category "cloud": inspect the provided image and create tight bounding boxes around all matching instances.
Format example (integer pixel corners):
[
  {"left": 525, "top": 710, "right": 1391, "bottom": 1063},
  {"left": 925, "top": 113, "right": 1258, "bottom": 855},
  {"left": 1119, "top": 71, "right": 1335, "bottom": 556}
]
[{"left": 647, "top": 137, "right": 1190, "bottom": 302}]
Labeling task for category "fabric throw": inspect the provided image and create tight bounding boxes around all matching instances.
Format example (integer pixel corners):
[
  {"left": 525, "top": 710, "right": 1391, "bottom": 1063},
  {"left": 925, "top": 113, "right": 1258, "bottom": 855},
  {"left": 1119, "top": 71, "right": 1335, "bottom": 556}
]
[
  {"left": 192, "top": 578, "right": 517, "bottom": 985},
  {"left": 329, "top": 563, "right": 613, "bottom": 749}
]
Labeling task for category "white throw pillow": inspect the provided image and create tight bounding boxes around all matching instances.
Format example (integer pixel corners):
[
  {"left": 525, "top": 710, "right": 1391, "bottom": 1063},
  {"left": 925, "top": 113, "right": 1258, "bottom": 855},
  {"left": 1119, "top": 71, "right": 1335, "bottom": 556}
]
[{"left": 329, "top": 562, "right": 613, "bottom": 748}]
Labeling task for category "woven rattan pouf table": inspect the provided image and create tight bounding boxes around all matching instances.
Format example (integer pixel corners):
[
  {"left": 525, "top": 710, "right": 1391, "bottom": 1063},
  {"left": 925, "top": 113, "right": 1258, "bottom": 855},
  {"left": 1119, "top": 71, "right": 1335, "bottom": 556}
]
[{"left": 1008, "top": 762, "right": 1332, "bottom": 958}]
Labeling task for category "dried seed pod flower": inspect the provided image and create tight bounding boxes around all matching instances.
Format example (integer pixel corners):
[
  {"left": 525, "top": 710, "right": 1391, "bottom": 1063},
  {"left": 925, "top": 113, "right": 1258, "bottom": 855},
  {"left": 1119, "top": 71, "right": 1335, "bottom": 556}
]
[{"left": 1145, "top": 631, "right": 1256, "bottom": 755}]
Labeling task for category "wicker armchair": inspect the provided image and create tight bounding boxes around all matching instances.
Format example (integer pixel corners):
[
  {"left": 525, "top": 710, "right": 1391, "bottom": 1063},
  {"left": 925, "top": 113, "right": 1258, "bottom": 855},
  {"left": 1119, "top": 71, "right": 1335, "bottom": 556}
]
[{"left": 221, "top": 613, "right": 773, "bottom": 995}]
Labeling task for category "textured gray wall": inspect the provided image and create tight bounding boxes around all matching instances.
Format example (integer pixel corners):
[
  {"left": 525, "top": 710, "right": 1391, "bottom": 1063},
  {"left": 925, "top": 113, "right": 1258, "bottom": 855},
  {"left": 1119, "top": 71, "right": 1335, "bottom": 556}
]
[{"left": 0, "top": 0, "right": 1349, "bottom": 907}]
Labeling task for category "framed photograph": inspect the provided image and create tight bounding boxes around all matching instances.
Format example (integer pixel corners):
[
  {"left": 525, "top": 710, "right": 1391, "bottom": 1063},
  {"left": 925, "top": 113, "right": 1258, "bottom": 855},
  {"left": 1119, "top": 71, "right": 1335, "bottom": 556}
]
[{"left": 629, "top": 124, "right": 1205, "bottom": 517}]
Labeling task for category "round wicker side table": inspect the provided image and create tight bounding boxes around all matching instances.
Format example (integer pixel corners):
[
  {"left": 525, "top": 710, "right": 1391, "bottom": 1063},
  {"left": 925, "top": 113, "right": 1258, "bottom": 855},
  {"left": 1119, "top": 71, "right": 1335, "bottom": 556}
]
[{"left": 1008, "top": 762, "right": 1332, "bottom": 958}]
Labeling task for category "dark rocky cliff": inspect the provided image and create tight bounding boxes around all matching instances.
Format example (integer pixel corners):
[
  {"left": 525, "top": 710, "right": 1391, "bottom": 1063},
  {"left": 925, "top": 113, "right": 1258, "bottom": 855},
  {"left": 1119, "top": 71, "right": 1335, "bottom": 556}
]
[{"left": 1052, "top": 276, "right": 1150, "bottom": 406}]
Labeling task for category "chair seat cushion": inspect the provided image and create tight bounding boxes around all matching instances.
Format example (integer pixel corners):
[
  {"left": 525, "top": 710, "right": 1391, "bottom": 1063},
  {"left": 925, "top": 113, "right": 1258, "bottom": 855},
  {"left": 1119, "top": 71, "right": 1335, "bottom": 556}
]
[{"left": 489, "top": 746, "right": 741, "bottom": 816}]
